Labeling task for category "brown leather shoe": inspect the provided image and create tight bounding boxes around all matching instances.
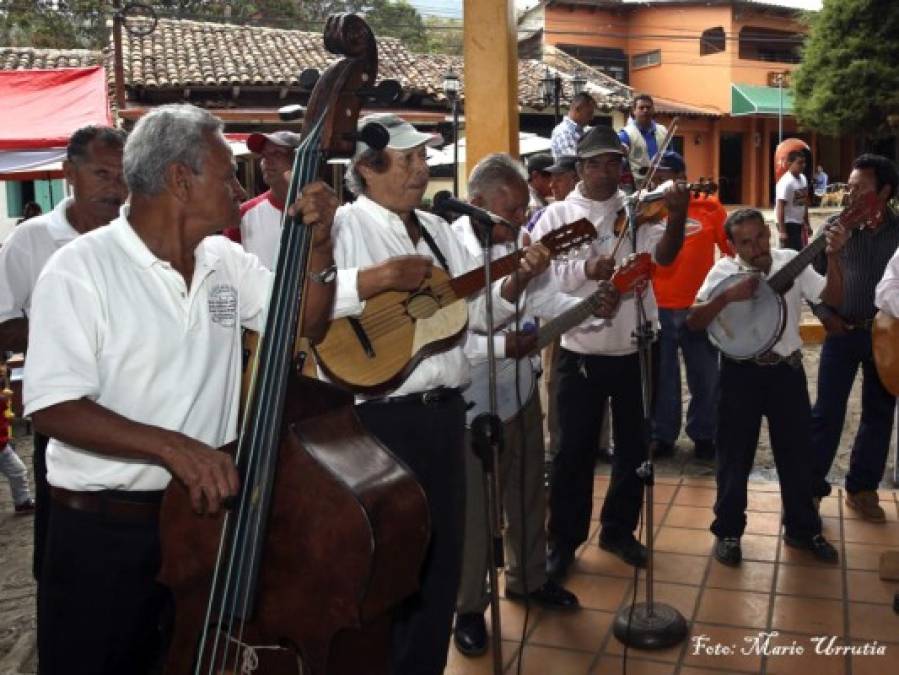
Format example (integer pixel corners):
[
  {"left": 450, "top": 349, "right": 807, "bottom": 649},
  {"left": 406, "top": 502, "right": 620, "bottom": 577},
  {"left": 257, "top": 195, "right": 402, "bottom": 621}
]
[{"left": 845, "top": 490, "right": 886, "bottom": 523}]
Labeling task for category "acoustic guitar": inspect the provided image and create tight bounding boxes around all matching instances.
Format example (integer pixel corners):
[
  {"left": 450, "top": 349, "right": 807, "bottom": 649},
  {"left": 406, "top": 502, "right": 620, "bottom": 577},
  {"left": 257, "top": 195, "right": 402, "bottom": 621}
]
[
  {"left": 314, "top": 218, "right": 597, "bottom": 393},
  {"left": 463, "top": 253, "right": 653, "bottom": 424},
  {"left": 873, "top": 310, "right": 899, "bottom": 396}
]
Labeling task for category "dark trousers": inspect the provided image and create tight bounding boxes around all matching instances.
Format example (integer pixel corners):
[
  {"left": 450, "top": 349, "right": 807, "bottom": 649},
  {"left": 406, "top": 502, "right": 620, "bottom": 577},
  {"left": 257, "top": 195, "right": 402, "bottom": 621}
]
[
  {"left": 548, "top": 347, "right": 655, "bottom": 552},
  {"left": 711, "top": 358, "right": 822, "bottom": 540},
  {"left": 356, "top": 393, "right": 466, "bottom": 675},
  {"left": 32, "top": 431, "right": 50, "bottom": 580},
  {"left": 38, "top": 498, "right": 169, "bottom": 675},
  {"left": 810, "top": 329, "right": 896, "bottom": 497},
  {"left": 783, "top": 222, "right": 804, "bottom": 252}
]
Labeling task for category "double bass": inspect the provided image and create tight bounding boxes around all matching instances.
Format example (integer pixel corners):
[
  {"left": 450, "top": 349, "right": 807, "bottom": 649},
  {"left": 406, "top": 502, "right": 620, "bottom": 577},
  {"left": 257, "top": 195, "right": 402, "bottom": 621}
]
[{"left": 158, "top": 15, "right": 429, "bottom": 675}]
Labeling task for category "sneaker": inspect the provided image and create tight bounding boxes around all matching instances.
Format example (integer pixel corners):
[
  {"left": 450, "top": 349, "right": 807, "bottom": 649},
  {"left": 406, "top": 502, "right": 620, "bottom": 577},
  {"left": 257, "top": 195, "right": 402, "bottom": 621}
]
[
  {"left": 599, "top": 532, "right": 647, "bottom": 568},
  {"left": 714, "top": 537, "right": 742, "bottom": 566},
  {"left": 845, "top": 490, "right": 886, "bottom": 523},
  {"left": 13, "top": 498, "right": 35, "bottom": 515},
  {"left": 693, "top": 439, "right": 716, "bottom": 461},
  {"left": 784, "top": 533, "right": 839, "bottom": 564}
]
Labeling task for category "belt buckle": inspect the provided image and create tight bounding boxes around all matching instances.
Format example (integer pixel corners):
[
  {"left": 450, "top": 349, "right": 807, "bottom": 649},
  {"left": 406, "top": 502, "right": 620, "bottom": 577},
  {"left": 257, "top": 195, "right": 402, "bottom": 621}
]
[{"left": 421, "top": 390, "right": 439, "bottom": 405}]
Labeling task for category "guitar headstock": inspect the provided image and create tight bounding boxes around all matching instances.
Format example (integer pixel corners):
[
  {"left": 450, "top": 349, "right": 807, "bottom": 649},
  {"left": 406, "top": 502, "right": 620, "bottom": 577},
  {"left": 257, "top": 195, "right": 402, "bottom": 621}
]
[
  {"left": 611, "top": 252, "right": 653, "bottom": 294},
  {"left": 690, "top": 178, "right": 719, "bottom": 198},
  {"left": 836, "top": 191, "right": 883, "bottom": 231},
  {"left": 539, "top": 218, "right": 597, "bottom": 258}
]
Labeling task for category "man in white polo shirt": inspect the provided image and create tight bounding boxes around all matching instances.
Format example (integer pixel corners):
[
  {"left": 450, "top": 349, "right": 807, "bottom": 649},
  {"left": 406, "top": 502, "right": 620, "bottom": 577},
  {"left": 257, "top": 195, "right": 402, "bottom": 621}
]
[
  {"left": 0, "top": 124, "right": 127, "bottom": 580},
  {"left": 224, "top": 130, "right": 302, "bottom": 270},
  {"left": 23, "top": 104, "right": 338, "bottom": 675}
]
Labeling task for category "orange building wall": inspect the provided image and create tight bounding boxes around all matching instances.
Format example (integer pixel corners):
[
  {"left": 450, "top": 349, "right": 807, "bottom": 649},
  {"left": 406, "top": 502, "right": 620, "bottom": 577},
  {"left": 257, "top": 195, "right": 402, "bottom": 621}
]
[{"left": 544, "top": 3, "right": 822, "bottom": 207}]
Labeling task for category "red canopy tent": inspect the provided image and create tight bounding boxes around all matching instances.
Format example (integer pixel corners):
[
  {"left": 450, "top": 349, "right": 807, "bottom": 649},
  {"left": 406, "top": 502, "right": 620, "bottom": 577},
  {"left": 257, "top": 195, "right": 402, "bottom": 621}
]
[{"left": 0, "top": 66, "right": 111, "bottom": 179}]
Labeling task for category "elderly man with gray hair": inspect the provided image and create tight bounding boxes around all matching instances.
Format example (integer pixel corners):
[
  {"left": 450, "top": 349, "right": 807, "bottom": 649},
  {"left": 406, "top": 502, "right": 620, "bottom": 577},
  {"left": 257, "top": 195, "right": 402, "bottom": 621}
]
[
  {"left": 449, "top": 152, "right": 623, "bottom": 656},
  {"left": 23, "top": 103, "right": 338, "bottom": 675},
  {"left": 331, "top": 114, "right": 553, "bottom": 674}
]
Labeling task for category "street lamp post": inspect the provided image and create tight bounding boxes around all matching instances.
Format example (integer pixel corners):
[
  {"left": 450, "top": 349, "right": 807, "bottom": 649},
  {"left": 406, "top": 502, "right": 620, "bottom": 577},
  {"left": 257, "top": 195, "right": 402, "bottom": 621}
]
[
  {"left": 443, "top": 69, "right": 461, "bottom": 196},
  {"left": 540, "top": 65, "right": 563, "bottom": 125}
]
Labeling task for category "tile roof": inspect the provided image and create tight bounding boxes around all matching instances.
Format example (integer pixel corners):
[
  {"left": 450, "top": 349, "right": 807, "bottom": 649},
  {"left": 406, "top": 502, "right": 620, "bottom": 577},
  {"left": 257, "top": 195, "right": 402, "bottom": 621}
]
[
  {"left": 0, "top": 47, "right": 104, "bottom": 71},
  {"left": 116, "top": 17, "right": 633, "bottom": 111}
]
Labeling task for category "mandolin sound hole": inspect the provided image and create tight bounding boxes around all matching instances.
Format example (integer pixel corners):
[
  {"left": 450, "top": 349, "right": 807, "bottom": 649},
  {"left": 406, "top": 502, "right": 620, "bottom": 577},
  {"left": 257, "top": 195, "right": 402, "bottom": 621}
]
[{"left": 405, "top": 292, "right": 440, "bottom": 319}]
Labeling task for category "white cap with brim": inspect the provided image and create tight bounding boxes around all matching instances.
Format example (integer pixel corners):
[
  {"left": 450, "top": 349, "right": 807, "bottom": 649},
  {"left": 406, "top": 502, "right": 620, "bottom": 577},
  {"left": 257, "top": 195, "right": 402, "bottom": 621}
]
[{"left": 356, "top": 113, "right": 443, "bottom": 156}]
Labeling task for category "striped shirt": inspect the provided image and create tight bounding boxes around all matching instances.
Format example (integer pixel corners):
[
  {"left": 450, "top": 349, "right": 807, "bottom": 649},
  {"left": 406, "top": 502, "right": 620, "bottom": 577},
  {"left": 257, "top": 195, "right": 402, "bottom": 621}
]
[
  {"left": 812, "top": 207, "right": 899, "bottom": 323},
  {"left": 550, "top": 117, "right": 586, "bottom": 159}
]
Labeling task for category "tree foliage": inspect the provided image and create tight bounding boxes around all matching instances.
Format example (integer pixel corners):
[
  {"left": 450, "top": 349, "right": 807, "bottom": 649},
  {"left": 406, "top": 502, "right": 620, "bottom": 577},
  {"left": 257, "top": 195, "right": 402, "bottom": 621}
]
[
  {"left": 0, "top": 1, "right": 435, "bottom": 53},
  {"left": 793, "top": 0, "right": 899, "bottom": 139}
]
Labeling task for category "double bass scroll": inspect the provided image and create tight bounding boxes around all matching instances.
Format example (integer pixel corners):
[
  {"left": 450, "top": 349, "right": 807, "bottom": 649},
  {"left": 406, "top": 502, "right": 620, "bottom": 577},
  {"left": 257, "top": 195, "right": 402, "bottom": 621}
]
[{"left": 158, "top": 14, "right": 430, "bottom": 675}]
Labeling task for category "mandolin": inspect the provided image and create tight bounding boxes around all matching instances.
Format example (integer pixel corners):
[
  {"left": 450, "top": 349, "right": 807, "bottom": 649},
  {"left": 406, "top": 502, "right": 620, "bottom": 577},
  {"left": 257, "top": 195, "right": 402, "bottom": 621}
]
[{"left": 313, "top": 218, "right": 597, "bottom": 393}]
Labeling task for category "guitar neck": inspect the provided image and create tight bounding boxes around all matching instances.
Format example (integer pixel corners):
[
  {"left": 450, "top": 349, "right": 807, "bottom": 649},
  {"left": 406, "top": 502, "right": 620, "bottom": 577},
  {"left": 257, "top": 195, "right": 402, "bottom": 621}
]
[
  {"left": 449, "top": 249, "right": 523, "bottom": 298},
  {"left": 534, "top": 291, "right": 601, "bottom": 352},
  {"left": 767, "top": 234, "right": 827, "bottom": 295}
]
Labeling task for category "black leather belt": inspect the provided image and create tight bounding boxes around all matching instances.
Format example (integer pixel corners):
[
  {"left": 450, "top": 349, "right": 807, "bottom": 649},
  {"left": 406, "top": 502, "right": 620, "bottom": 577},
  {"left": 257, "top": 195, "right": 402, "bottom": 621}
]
[
  {"left": 362, "top": 387, "right": 461, "bottom": 407},
  {"left": 726, "top": 350, "right": 802, "bottom": 368},
  {"left": 50, "top": 486, "right": 164, "bottom": 524},
  {"left": 844, "top": 318, "right": 875, "bottom": 331}
]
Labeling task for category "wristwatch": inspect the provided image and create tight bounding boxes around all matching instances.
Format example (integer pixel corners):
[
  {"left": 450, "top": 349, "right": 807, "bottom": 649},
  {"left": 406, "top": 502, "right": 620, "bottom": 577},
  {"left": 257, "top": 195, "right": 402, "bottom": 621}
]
[{"left": 309, "top": 264, "right": 337, "bottom": 284}]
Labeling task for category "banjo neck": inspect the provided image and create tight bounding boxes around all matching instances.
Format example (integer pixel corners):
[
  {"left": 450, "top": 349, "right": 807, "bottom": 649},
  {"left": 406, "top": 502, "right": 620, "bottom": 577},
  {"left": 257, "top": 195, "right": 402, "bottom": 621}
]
[{"left": 766, "top": 234, "right": 829, "bottom": 295}]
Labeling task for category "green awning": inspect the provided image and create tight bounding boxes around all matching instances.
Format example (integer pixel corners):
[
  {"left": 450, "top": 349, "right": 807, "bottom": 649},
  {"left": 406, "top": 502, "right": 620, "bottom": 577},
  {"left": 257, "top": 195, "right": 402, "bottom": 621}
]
[{"left": 731, "top": 83, "right": 794, "bottom": 116}]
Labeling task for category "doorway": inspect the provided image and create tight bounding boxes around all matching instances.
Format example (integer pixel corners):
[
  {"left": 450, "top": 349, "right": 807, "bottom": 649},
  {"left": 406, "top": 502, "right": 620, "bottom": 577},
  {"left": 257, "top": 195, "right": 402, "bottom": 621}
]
[{"left": 719, "top": 132, "right": 743, "bottom": 204}]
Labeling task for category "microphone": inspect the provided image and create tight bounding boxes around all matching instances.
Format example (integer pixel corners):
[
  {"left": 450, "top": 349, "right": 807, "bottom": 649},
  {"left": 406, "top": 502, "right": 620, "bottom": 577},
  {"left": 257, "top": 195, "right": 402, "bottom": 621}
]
[{"left": 432, "top": 191, "right": 514, "bottom": 230}]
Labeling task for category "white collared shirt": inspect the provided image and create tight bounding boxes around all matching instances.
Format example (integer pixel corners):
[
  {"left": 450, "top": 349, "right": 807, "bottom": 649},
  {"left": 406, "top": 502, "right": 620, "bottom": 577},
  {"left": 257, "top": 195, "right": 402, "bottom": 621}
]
[
  {"left": 875, "top": 246, "right": 899, "bottom": 316},
  {"left": 451, "top": 215, "right": 582, "bottom": 367},
  {"left": 0, "top": 197, "right": 80, "bottom": 323},
  {"left": 530, "top": 185, "right": 666, "bottom": 356},
  {"left": 696, "top": 247, "right": 825, "bottom": 357},
  {"left": 330, "top": 195, "right": 517, "bottom": 397},
  {"left": 24, "top": 209, "right": 272, "bottom": 491}
]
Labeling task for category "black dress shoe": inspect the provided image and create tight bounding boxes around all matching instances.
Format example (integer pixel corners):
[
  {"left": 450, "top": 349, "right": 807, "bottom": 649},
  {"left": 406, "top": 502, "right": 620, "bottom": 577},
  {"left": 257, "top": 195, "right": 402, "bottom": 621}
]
[
  {"left": 714, "top": 537, "right": 742, "bottom": 566},
  {"left": 506, "top": 579, "right": 580, "bottom": 611},
  {"left": 546, "top": 545, "right": 575, "bottom": 582},
  {"left": 784, "top": 533, "right": 839, "bottom": 564},
  {"left": 599, "top": 533, "right": 647, "bottom": 568},
  {"left": 453, "top": 612, "right": 487, "bottom": 657}
]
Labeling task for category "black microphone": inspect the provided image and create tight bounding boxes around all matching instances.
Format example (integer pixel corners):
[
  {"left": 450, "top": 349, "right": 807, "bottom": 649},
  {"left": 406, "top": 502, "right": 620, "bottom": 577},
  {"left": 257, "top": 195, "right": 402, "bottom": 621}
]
[{"left": 432, "top": 191, "right": 514, "bottom": 229}]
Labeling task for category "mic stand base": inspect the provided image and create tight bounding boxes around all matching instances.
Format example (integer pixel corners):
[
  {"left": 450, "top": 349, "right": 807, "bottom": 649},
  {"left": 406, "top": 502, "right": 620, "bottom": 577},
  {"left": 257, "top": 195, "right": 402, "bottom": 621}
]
[{"left": 612, "top": 602, "right": 688, "bottom": 650}]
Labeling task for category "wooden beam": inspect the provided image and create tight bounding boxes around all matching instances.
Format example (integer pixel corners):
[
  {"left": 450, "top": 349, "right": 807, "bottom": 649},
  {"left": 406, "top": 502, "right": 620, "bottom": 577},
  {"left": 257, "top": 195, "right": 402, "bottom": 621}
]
[{"left": 463, "top": 0, "right": 519, "bottom": 178}]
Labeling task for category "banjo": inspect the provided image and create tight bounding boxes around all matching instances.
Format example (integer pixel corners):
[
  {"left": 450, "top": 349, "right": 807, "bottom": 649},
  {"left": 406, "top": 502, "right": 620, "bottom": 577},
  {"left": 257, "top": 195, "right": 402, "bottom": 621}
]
[
  {"left": 464, "top": 254, "right": 653, "bottom": 425},
  {"left": 706, "top": 193, "right": 882, "bottom": 359}
]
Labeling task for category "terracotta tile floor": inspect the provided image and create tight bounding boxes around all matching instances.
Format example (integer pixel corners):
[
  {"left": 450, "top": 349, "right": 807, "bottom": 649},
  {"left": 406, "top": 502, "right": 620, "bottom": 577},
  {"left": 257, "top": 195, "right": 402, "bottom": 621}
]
[{"left": 447, "top": 476, "right": 899, "bottom": 675}]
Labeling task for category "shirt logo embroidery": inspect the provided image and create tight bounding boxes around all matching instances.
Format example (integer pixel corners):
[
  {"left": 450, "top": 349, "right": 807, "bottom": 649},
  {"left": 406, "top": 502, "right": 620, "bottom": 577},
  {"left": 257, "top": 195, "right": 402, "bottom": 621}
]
[{"left": 208, "top": 284, "right": 237, "bottom": 328}]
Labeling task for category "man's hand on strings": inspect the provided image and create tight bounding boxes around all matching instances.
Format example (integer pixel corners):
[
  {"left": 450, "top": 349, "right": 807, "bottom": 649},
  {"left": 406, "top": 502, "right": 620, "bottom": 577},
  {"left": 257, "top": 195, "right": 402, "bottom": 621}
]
[
  {"left": 287, "top": 180, "right": 339, "bottom": 250},
  {"left": 591, "top": 280, "right": 621, "bottom": 318}
]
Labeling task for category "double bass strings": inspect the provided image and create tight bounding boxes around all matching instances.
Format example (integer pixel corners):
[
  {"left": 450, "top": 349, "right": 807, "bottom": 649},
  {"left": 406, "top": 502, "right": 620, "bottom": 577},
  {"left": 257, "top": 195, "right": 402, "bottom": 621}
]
[{"left": 197, "top": 116, "right": 326, "bottom": 675}]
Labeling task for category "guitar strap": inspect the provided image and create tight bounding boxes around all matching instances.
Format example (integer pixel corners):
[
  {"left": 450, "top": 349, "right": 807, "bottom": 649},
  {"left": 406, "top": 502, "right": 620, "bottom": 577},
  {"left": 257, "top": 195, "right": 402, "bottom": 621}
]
[{"left": 417, "top": 219, "right": 451, "bottom": 273}]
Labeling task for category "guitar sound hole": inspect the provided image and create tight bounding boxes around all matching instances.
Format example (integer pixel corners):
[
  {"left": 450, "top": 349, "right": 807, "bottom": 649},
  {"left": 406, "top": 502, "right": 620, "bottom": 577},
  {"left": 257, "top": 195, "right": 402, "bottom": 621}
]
[{"left": 405, "top": 292, "right": 440, "bottom": 319}]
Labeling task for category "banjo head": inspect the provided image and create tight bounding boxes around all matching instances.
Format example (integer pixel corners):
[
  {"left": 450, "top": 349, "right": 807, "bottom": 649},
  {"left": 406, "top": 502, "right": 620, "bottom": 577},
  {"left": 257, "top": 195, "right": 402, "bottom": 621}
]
[{"left": 706, "top": 272, "right": 786, "bottom": 360}]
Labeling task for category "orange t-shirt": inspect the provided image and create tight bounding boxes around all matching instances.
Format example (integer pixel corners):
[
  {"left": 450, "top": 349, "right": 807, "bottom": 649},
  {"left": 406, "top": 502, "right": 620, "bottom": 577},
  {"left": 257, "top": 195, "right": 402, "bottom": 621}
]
[{"left": 651, "top": 195, "right": 733, "bottom": 310}]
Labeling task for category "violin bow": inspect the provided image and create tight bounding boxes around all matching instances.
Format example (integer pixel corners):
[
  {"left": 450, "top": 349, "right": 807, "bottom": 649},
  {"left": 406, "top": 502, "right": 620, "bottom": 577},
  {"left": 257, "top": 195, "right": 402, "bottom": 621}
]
[{"left": 610, "top": 116, "right": 680, "bottom": 259}]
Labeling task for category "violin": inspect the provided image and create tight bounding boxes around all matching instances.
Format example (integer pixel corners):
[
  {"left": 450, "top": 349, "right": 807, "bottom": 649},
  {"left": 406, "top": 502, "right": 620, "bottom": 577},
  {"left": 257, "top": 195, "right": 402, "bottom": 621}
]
[
  {"left": 158, "top": 14, "right": 429, "bottom": 675},
  {"left": 612, "top": 178, "right": 718, "bottom": 236}
]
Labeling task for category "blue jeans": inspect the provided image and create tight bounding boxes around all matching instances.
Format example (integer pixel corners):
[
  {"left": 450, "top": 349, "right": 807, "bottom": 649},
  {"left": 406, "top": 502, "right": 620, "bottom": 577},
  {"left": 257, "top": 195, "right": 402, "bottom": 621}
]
[
  {"left": 653, "top": 307, "right": 720, "bottom": 445},
  {"left": 810, "top": 329, "right": 896, "bottom": 497}
]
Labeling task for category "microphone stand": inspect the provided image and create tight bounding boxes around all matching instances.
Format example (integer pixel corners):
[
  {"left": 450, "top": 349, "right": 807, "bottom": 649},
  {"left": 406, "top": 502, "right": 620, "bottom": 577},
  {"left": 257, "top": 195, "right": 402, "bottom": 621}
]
[
  {"left": 612, "top": 199, "right": 688, "bottom": 649},
  {"left": 468, "top": 215, "right": 505, "bottom": 675}
]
